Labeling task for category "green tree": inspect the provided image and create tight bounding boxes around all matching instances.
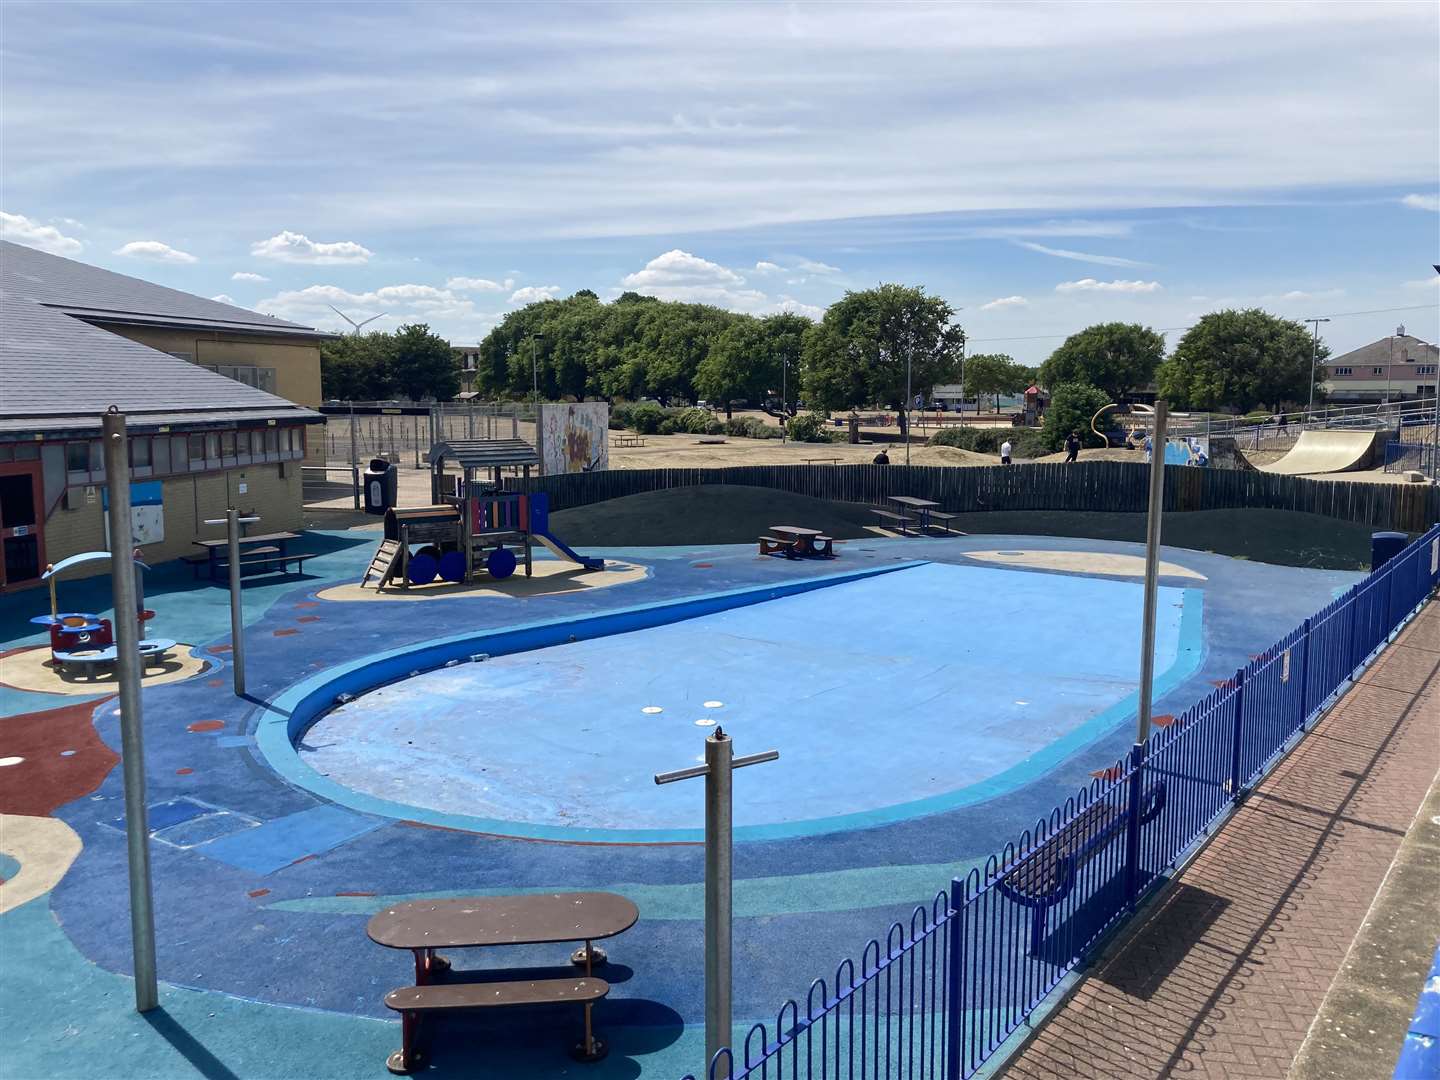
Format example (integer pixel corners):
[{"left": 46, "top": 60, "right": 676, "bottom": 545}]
[
  {"left": 1039, "top": 322, "right": 1164, "bottom": 402},
  {"left": 800, "top": 284, "right": 963, "bottom": 411},
  {"left": 1157, "top": 309, "right": 1326, "bottom": 412},
  {"left": 762, "top": 312, "right": 811, "bottom": 414},
  {"left": 695, "top": 317, "right": 771, "bottom": 418},
  {"left": 320, "top": 332, "right": 389, "bottom": 400},
  {"left": 1042, "top": 382, "right": 1112, "bottom": 452},
  {"left": 963, "top": 353, "right": 1032, "bottom": 412},
  {"left": 385, "top": 324, "right": 459, "bottom": 401}
]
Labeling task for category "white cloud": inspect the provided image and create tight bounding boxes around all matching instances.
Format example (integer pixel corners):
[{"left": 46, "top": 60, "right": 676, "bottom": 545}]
[
  {"left": 754, "top": 261, "right": 782, "bottom": 274},
  {"left": 231, "top": 270, "right": 269, "bottom": 282},
  {"left": 1401, "top": 193, "right": 1439, "bottom": 212},
  {"left": 1, "top": 210, "right": 83, "bottom": 255},
  {"left": 790, "top": 257, "right": 842, "bottom": 276},
  {"left": 210, "top": 293, "right": 237, "bottom": 304},
  {"left": 1016, "top": 241, "right": 1147, "bottom": 268},
  {"left": 771, "top": 295, "right": 824, "bottom": 320},
  {"left": 251, "top": 230, "right": 373, "bottom": 265},
  {"left": 622, "top": 249, "right": 746, "bottom": 289},
  {"left": 980, "top": 295, "right": 1028, "bottom": 310},
  {"left": 448, "top": 276, "right": 514, "bottom": 292},
  {"left": 115, "top": 239, "right": 197, "bottom": 264},
  {"left": 1402, "top": 275, "right": 1440, "bottom": 290},
  {"left": 509, "top": 285, "right": 562, "bottom": 305},
  {"left": 1055, "top": 278, "right": 1163, "bottom": 293},
  {"left": 1274, "top": 288, "right": 1345, "bottom": 302},
  {"left": 255, "top": 282, "right": 503, "bottom": 340}
]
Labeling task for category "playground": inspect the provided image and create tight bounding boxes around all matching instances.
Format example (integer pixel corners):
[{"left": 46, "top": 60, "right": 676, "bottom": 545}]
[{"left": 0, "top": 493, "right": 1376, "bottom": 1079}]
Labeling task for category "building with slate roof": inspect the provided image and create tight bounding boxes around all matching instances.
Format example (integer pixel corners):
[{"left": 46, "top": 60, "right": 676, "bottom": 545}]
[
  {"left": 1322, "top": 331, "right": 1439, "bottom": 404},
  {"left": 0, "top": 240, "right": 330, "bottom": 589}
]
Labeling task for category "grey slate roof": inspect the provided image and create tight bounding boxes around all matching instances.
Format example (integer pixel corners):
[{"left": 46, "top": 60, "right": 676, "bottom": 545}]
[
  {"left": 0, "top": 290, "right": 319, "bottom": 433},
  {"left": 429, "top": 439, "right": 539, "bottom": 469},
  {"left": 1328, "top": 334, "right": 1438, "bottom": 368},
  {"left": 0, "top": 240, "right": 329, "bottom": 338}
]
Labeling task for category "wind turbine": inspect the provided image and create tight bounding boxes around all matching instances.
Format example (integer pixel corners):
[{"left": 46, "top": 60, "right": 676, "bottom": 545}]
[{"left": 328, "top": 305, "right": 386, "bottom": 335}]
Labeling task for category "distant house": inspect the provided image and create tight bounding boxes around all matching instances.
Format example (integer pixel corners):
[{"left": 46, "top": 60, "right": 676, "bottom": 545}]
[
  {"left": 452, "top": 343, "right": 482, "bottom": 398},
  {"left": 0, "top": 240, "right": 330, "bottom": 590},
  {"left": 1322, "top": 332, "right": 1438, "bottom": 404}
]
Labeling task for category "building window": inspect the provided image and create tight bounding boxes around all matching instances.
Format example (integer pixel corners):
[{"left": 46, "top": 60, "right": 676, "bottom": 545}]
[
  {"left": 206, "top": 433, "right": 220, "bottom": 462},
  {"left": 205, "top": 364, "right": 277, "bottom": 394},
  {"left": 1418, "top": 365, "right": 1437, "bottom": 376},
  {"left": 188, "top": 434, "right": 206, "bottom": 469},
  {"left": 66, "top": 442, "right": 90, "bottom": 472},
  {"left": 1333, "top": 367, "right": 1352, "bottom": 376},
  {"left": 265, "top": 428, "right": 279, "bottom": 454},
  {"left": 130, "top": 437, "right": 152, "bottom": 468}
]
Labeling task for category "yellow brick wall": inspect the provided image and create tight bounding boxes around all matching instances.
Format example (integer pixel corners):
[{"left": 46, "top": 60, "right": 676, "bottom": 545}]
[
  {"left": 97, "top": 325, "right": 324, "bottom": 407},
  {"left": 40, "top": 464, "right": 303, "bottom": 577}
]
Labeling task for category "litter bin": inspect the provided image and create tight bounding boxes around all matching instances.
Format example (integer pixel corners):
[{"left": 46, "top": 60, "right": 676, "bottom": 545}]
[
  {"left": 363, "top": 457, "right": 397, "bottom": 515},
  {"left": 1370, "top": 531, "right": 1407, "bottom": 572}
]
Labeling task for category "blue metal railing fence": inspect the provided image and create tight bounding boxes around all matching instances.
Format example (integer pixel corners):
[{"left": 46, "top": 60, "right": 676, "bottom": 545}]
[
  {"left": 685, "top": 524, "right": 1440, "bottom": 1080},
  {"left": 1383, "top": 441, "right": 1430, "bottom": 473}
]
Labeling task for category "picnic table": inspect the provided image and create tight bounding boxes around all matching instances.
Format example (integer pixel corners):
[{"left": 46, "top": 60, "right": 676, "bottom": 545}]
[
  {"left": 191, "top": 531, "right": 301, "bottom": 582},
  {"left": 368, "top": 891, "right": 638, "bottom": 1071},
  {"left": 769, "top": 524, "right": 830, "bottom": 557},
  {"left": 887, "top": 496, "right": 940, "bottom": 532}
]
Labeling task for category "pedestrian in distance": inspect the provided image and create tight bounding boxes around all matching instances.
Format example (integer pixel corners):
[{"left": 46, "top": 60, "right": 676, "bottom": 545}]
[
  {"left": 1000, "top": 438, "right": 1013, "bottom": 465},
  {"left": 1064, "top": 431, "right": 1081, "bottom": 463},
  {"left": 872, "top": 447, "right": 890, "bottom": 465},
  {"left": 1278, "top": 412, "right": 1289, "bottom": 435}
]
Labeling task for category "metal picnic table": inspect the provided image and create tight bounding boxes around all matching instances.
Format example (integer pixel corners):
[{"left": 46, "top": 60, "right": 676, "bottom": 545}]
[
  {"left": 366, "top": 891, "right": 640, "bottom": 985},
  {"left": 888, "top": 495, "right": 940, "bottom": 532},
  {"left": 769, "top": 524, "right": 824, "bottom": 556},
  {"left": 192, "top": 530, "right": 300, "bottom": 581}
]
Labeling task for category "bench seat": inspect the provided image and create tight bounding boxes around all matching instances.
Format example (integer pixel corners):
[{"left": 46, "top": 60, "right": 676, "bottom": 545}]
[
  {"left": 384, "top": 977, "right": 609, "bottom": 1073},
  {"left": 870, "top": 508, "right": 914, "bottom": 534},
  {"left": 759, "top": 535, "right": 799, "bottom": 558}
]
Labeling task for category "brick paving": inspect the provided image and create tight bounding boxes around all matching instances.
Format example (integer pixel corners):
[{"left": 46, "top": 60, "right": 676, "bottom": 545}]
[{"left": 1000, "top": 601, "right": 1440, "bottom": 1080}]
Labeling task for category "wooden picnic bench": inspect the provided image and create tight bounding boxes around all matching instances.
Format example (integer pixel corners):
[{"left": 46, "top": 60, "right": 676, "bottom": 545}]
[
  {"left": 999, "top": 782, "right": 1166, "bottom": 952},
  {"left": 191, "top": 531, "right": 302, "bottom": 581},
  {"left": 759, "top": 535, "right": 800, "bottom": 558},
  {"left": 367, "top": 891, "right": 638, "bottom": 1073},
  {"left": 611, "top": 434, "right": 646, "bottom": 448},
  {"left": 52, "top": 638, "right": 178, "bottom": 679},
  {"left": 186, "top": 546, "right": 317, "bottom": 580},
  {"left": 870, "top": 507, "right": 914, "bottom": 534},
  {"left": 926, "top": 510, "right": 960, "bottom": 534}
]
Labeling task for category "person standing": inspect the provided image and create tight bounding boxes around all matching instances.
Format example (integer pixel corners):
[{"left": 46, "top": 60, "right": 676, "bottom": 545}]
[
  {"left": 1064, "top": 431, "right": 1081, "bottom": 463},
  {"left": 1000, "top": 438, "right": 1013, "bottom": 465}
]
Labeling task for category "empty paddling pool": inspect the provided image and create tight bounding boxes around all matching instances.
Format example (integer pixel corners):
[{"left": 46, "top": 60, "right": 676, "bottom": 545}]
[{"left": 282, "top": 562, "right": 1204, "bottom": 842}]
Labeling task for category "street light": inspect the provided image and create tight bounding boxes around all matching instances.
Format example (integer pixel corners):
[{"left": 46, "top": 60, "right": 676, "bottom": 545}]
[
  {"left": 530, "top": 331, "right": 543, "bottom": 403},
  {"left": 1304, "top": 317, "right": 1330, "bottom": 418}
]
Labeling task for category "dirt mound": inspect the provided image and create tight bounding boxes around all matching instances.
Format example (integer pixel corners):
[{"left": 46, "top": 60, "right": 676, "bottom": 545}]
[{"left": 550, "top": 485, "right": 880, "bottom": 547}]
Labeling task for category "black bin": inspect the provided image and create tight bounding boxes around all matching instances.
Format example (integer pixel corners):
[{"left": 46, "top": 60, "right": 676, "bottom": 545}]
[
  {"left": 1370, "top": 531, "right": 1407, "bottom": 572},
  {"left": 363, "top": 458, "right": 397, "bottom": 515}
]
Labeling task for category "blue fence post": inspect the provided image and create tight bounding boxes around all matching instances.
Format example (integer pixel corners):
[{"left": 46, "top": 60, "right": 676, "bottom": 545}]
[
  {"left": 1227, "top": 667, "right": 1247, "bottom": 800},
  {"left": 945, "top": 877, "right": 965, "bottom": 1080},
  {"left": 1122, "top": 743, "right": 1146, "bottom": 905},
  {"left": 1296, "top": 618, "right": 1312, "bottom": 731},
  {"left": 1346, "top": 589, "right": 1362, "bottom": 676}
]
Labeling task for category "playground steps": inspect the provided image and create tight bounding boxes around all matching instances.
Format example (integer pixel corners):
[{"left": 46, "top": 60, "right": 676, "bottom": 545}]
[{"left": 362, "top": 539, "right": 403, "bottom": 589}]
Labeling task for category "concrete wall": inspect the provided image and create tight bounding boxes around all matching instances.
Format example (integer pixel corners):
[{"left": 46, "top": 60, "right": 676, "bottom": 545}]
[
  {"left": 97, "top": 325, "right": 324, "bottom": 408},
  {"left": 42, "top": 463, "right": 303, "bottom": 575}
]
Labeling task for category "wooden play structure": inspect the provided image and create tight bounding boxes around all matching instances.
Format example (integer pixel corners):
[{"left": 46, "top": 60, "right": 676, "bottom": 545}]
[{"left": 361, "top": 439, "right": 602, "bottom": 591}]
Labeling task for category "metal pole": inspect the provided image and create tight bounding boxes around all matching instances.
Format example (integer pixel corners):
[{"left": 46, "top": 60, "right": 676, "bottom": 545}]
[
  {"left": 704, "top": 730, "right": 732, "bottom": 1070},
  {"left": 349, "top": 403, "right": 359, "bottom": 510},
  {"left": 905, "top": 343, "right": 913, "bottom": 467},
  {"left": 655, "top": 732, "right": 778, "bottom": 1077},
  {"left": 225, "top": 508, "right": 245, "bottom": 696},
  {"left": 1135, "top": 400, "right": 1169, "bottom": 747},
  {"left": 781, "top": 354, "right": 787, "bottom": 444},
  {"left": 1305, "top": 318, "right": 1329, "bottom": 418},
  {"left": 531, "top": 336, "right": 540, "bottom": 402},
  {"left": 100, "top": 409, "right": 158, "bottom": 1013}
]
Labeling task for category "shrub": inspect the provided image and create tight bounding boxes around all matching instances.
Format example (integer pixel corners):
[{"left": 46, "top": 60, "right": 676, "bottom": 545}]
[
  {"left": 625, "top": 403, "right": 667, "bottom": 434},
  {"left": 724, "top": 416, "right": 780, "bottom": 439},
  {"left": 670, "top": 407, "right": 718, "bottom": 435},
  {"left": 1041, "top": 383, "right": 1113, "bottom": 452},
  {"left": 929, "top": 426, "right": 1005, "bottom": 454},
  {"left": 786, "top": 411, "right": 838, "bottom": 443},
  {"left": 1008, "top": 428, "right": 1050, "bottom": 458}
]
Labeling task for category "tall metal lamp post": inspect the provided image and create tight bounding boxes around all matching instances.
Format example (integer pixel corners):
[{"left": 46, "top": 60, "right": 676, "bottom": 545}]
[
  {"left": 1304, "top": 317, "right": 1330, "bottom": 419},
  {"left": 656, "top": 730, "right": 779, "bottom": 1075},
  {"left": 530, "top": 331, "right": 543, "bottom": 403}
]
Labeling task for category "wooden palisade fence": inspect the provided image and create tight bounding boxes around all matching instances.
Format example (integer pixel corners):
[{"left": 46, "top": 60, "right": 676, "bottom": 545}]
[{"left": 516, "top": 462, "right": 1440, "bottom": 534}]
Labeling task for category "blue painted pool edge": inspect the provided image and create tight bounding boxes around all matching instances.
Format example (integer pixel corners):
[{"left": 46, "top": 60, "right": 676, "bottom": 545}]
[{"left": 254, "top": 560, "right": 926, "bottom": 842}]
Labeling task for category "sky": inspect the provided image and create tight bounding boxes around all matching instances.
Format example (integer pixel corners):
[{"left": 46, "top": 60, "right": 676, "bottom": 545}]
[{"left": 2, "top": 1, "right": 1437, "bottom": 363}]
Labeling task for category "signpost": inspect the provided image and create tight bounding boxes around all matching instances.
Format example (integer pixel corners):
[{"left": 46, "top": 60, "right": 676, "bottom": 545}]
[
  {"left": 655, "top": 729, "right": 779, "bottom": 1075},
  {"left": 100, "top": 408, "right": 158, "bottom": 1012},
  {"left": 204, "top": 510, "right": 260, "bottom": 696}
]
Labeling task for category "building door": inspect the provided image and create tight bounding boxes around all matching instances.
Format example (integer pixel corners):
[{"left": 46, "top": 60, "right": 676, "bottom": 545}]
[{"left": 0, "top": 462, "right": 45, "bottom": 589}]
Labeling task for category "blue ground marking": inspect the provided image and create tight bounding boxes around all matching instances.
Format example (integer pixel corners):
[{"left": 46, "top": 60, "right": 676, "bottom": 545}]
[
  {"left": 1, "top": 534, "right": 1365, "bottom": 1079},
  {"left": 0, "top": 852, "right": 20, "bottom": 880},
  {"left": 194, "top": 804, "right": 385, "bottom": 875},
  {"left": 299, "top": 564, "right": 1203, "bottom": 841},
  {"left": 1395, "top": 941, "right": 1440, "bottom": 1079}
]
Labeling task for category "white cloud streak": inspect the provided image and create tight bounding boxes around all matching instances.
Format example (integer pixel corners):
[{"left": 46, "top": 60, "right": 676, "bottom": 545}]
[
  {"left": 509, "top": 285, "right": 562, "bottom": 304},
  {"left": 251, "top": 230, "right": 373, "bottom": 264},
  {"left": 115, "top": 239, "right": 198, "bottom": 263},
  {"left": 210, "top": 293, "right": 238, "bottom": 304},
  {"left": 980, "top": 295, "right": 1028, "bottom": 310},
  {"left": 448, "top": 276, "right": 514, "bottom": 292},
  {"left": 1401, "top": 193, "right": 1439, "bottom": 211},
  {"left": 1054, "top": 278, "right": 1162, "bottom": 293},
  {"left": 1016, "top": 241, "right": 1147, "bottom": 268},
  {"left": 232, "top": 270, "right": 269, "bottom": 282},
  {"left": 1, "top": 210, "right": 83, "bottom": 255}
]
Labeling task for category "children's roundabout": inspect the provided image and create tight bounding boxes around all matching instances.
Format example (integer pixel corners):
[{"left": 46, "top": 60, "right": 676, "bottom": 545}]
[{"left": 0, "top": 527, "right": 1366, "bottom": 1079}]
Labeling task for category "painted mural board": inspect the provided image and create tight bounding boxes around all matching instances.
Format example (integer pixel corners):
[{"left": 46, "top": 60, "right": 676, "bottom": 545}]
[
  {"left": 102, "top": 480, "right": 165, "bottom": 547},
  {"left": 535, "top": 402, "right": 609, "bottom": 475}
]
